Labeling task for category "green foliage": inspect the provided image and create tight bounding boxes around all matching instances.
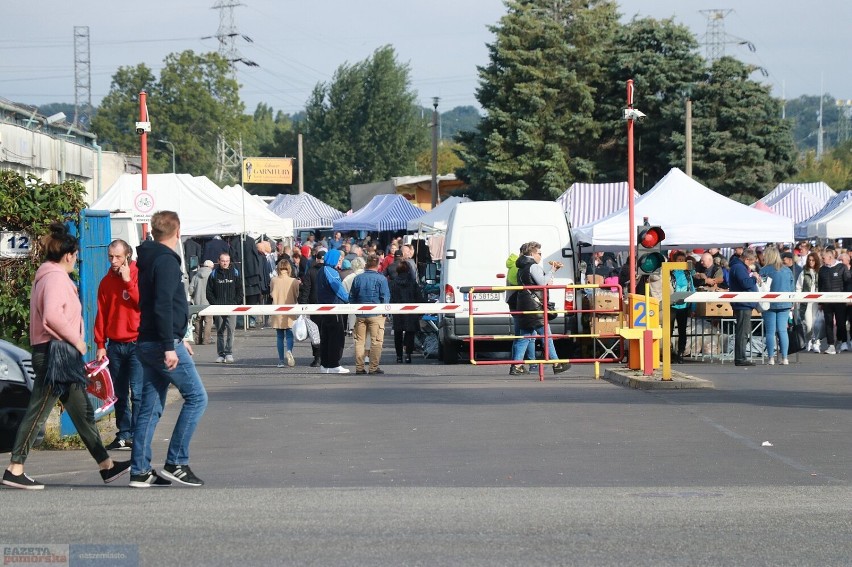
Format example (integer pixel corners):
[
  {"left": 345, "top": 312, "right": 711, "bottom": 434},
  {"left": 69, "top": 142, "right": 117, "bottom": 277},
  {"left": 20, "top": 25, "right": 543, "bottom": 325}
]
[
  {"left": 301, "top": 45, "right": 430, "bottom": 210},
  {"left": 791, "top": 145, "right": 852, "bottom": 190},
  {"left": 784, "top": 95, "right": 845, "bottom": 152},
  {"left": 592, "top": 17, "right": 705, "bottom": 190},
  {"left": 456, "top": 0, "right": 620, "bottom": 200},
  {"left": 0, "top": 171, "right": 86, "bottom": 345},
  {"left": 688, "top": 57, "right": 798, "bottom": 202},
  {"left": 91, "top": 51, "right": 245, "bottom": 180},
  {"left": 439, "top": 106, "right": 481, "bottom": 141},
  {"left": 414, "top": 142, "right": 465, "bottom": 175}
]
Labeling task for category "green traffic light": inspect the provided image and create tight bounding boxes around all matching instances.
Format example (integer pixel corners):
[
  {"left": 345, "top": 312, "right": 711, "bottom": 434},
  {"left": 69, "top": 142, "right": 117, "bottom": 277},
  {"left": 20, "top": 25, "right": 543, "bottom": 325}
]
[{"left": 638, "top": 252, "right": 666, "bottom": 274}]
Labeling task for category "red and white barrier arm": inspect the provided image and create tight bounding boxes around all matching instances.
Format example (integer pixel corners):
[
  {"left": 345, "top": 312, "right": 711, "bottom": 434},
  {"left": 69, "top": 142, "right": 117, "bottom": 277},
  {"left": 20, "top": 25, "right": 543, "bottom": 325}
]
[
  {"left": 680, "top": 291, "right": 852, "bottom": 304},
  {"left": 200, "top": 303, "right": 466, "bottom": 316}
]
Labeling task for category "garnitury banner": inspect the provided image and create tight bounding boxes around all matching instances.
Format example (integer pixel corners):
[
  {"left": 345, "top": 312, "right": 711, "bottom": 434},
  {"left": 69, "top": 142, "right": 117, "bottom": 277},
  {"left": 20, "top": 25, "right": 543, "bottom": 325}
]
[{"left": 241, "top": 158, "right": 293, "bottom": 184}]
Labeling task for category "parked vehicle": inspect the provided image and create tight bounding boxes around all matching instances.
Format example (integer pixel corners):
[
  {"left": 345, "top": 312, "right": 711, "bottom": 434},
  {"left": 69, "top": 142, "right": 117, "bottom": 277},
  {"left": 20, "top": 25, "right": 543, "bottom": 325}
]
[
  {"left": 0, "top": 340, "right": 42, "bottom": 453},
  {"left": 438, "top": 200, "right": 578, "bottom": 364}
]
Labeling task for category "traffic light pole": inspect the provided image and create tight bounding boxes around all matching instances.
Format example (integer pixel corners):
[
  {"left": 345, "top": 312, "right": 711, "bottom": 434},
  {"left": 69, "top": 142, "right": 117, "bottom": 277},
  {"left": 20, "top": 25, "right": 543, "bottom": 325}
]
[{"left": 626, "top": 80, "right": 636, "bottom": 298}]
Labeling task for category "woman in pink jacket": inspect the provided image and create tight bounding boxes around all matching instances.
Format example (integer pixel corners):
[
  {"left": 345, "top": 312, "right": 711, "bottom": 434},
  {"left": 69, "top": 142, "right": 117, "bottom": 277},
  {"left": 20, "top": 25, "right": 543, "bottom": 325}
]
[{"left": 3, "top": 223, "right": 130, "bottom": 490}]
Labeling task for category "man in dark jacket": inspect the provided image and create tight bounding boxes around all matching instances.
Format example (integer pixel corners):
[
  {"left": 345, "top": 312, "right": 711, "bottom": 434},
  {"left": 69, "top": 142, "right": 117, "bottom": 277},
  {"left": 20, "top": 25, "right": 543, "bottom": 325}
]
[
  {"left": 131, "top": 210, "right": 207, "bottom": 488},
  {"left": 728, "top": 249, "right": 760, "bottom": 366},
  {"left": 298, "top": 249, "right": 325, "bottom": 367},
  {"left": 206, "top": 253, "right": 243, "bottom": 364}
]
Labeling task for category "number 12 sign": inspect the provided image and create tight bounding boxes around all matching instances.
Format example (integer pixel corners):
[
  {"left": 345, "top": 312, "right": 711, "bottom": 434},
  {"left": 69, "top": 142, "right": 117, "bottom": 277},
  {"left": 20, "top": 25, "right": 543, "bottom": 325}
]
[{"left": 0, "top": 231, "right": 31, "bottom": 258}]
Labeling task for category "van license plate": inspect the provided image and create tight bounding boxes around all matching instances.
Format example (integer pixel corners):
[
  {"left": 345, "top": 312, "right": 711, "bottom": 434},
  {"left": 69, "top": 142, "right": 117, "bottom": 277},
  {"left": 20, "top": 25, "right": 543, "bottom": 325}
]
[{"left": 469, "top": 292, "right": 500, "bottom": 301}]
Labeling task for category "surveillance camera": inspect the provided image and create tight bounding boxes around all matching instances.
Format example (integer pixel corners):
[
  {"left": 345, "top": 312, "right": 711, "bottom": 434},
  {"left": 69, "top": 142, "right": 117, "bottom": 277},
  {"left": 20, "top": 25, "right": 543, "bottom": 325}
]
[
  {"left": 623, "top": 109, "right": 647, "bottom": 121},
  {"left": 135, "top": 121, "right": 151, "bottom": 135}
]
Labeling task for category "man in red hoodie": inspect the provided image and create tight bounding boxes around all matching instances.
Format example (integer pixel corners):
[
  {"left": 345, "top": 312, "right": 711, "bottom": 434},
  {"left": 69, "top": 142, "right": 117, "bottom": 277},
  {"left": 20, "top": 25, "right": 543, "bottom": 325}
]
[{"left": 94, "top": 239, "right": 141, "bottom": 451}]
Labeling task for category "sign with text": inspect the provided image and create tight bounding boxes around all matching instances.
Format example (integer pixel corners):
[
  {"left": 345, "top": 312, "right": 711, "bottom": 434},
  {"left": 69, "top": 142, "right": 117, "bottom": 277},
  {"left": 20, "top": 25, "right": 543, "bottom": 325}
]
[
  {"left": 132, "top": 191, "right": 156, "bottom": 223},
  {"left": 242, "top": 157, "right": 293, "bottom": 184},
  {"left": 0, "top": 231, "right": 31, "bottom": 258}
]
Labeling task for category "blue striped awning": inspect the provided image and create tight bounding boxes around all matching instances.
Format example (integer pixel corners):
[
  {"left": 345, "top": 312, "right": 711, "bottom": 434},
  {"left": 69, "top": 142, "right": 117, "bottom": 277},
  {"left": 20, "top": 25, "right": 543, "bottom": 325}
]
[
  {"left": 333, "top": 194, "right": 424, "bottom": 232},
  {"left": 794, "top": 190, "right": 852, "bottom": 239},
  {"left": 763, "top": 188, "right": 826, "bottom": 224},
  {"left": 555, "top": 182, "right": 635, "bottom": 227},
  {"left": 268, "top": 193, "right": 344, "bottom": 230},
  {"left": 760, "top": 181, "right": 836, "bottom": 207}
]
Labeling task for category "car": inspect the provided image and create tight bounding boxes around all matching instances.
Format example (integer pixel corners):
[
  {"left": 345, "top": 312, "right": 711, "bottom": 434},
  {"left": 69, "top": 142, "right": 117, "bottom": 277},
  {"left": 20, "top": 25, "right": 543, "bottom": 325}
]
[{"left": 0, "top": 339, "right": 43, "bottom": 453}]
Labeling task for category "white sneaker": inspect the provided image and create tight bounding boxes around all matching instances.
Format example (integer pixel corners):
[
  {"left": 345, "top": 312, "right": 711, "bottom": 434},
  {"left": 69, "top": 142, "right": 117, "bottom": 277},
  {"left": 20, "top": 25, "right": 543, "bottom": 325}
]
[
  {"left": 215, "top": 356, "right": 225, "bottom": 363},
  {"left": 320, "top": 366, "right": 328, "bottom": 373},
  {"left": 840, "top": 342, "right": 849, "bottom": 353},
  {"left": 326, "top": 366, "right": 350, "bottom": 374},
  {"left": 224, "top": 354, "right": 234, "bottom": 364},
  {"left": 781, "top": 358, "right": 789, "bottom": 365},
  {"left": 813, "top": 340, "right": 821, "bottom": 353},
  {"left": 825, "top": 345, "right": 836, "bottom": 355},
  {"left": 286, "top": 351, "right": 295, "bottom": 367},
  {"left": 766, "top": 357, "right": 775, "bottom": 365}
]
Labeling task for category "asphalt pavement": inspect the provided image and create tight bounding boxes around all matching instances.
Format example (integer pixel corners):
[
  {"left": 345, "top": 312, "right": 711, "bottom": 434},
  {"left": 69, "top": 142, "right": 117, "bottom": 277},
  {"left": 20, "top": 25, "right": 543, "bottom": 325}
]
[{"left": 2, "top": 327, "right": 851, "bottom": 566}]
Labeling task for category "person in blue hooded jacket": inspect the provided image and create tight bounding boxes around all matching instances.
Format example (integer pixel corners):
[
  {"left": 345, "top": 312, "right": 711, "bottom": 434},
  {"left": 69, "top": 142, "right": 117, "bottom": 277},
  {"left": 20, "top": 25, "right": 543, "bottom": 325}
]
[
  {"left": 728, "top": 248, "right": 760, "bottom": 366},
  {"left": 758, "top": 246, "right": 795, "bottom": 364},
  {"left": 316, "top": 248, "right": 350, "bottom": 373}
]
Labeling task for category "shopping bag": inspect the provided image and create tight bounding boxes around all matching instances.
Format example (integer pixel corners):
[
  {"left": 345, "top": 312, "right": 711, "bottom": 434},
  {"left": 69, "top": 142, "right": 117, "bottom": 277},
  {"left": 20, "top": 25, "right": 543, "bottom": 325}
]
[
  {"left": 293, "top": 315, "right": 308, "bottom": 342},
  {"left": 788, "top": 318, "right": 807, "bottom": 354},
  {"left": 84, "top": 357, "right": 118, "bottom": 417},
  {"left": 757, "top": 276, "right": 772, "bottom": 312}
]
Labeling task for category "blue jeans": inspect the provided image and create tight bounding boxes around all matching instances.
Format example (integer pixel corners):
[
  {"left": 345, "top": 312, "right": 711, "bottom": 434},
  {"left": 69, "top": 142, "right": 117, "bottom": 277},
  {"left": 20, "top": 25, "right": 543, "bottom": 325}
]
[
  {"left": 131, "top": 340, "right": 208, "bottom": 475},
  {"left": 214, "top": 315, "right": 236, "bottom": 356},
  {"left": 512, "top": 324, "right": 558, "bottom": 362},
  {"left": 763, "top": 309, "right": 790, "bottom": 358},
  {"left": 107, "top": 340, "right": 143, "bottom": 442},
  {"left": 511, "top": 316, "right": 535, "bottom": 363},
  {"left": 276, "top": 329, "right": 294, "bottom": 361}
]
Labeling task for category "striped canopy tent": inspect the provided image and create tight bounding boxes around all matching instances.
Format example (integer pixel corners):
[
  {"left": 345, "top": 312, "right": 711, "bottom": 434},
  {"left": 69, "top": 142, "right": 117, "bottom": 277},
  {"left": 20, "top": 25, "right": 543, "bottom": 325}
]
[
  {"left": 758, "top": 186, "right": 827, "bottom": 224},
  {"left": 759, "top": 181, "right": 836, "bottom": 207},
  {"left": 555, "top": 181, "right": 636, "bottom": 227},
  {"left": 267, "top": 192, "right": 344, "bottom": 230},
  {"left": 795, "top": 191, "right": 852, "bottom": 239},
  {"left": 333, "top": 194, "right": 425, "bottom": 232},
  {"left": 751, "top": 201, "right": 775, "bottom": 213}
]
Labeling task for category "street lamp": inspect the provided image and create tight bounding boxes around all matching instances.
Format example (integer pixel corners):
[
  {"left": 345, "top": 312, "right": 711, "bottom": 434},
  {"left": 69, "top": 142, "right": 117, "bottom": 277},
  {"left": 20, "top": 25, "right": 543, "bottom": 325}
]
[{"left": 158, "top": 139, "right": 176, "bottom": 174}]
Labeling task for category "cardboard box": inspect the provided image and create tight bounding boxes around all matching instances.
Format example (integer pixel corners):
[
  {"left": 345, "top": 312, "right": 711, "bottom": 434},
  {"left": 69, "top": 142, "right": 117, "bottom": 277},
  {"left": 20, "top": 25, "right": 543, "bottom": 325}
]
[
  {"left": 593, "top": 292, "right": 620, "bottom": 314},
  {"left": 697, "top": 302, "right": 733, "bottom": 318},
  {"left": 592, "top": 316, "right": 620, "bottom": 336}
]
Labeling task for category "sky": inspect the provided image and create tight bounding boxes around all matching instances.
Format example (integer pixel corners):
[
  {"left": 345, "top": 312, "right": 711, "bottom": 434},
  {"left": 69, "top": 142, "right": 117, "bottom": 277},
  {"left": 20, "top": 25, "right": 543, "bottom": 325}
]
[{"left": 1, "top": 1, "right": 850, "bottom": 117}]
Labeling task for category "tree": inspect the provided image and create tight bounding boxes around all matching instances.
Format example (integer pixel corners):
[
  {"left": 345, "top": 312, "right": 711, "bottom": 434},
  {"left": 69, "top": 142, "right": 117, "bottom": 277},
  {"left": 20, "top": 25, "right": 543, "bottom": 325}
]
[
  {"left": 785, "top": 94, "right": 845, "bottom": 152},
  {"left": 592, "top": 17, "right": 706, "bottom": 189},
  {"left": 455, "top": 0, "right": 620, "bottom": 200},
  {"left": 0, "top": 172, "right": 86, "bottom": 345},
  {"left": 792, "top": 144, "right": 852, "bottom": 190},
  {"left": 414, "top": 142, "right": 465, "bottom": 176},
  {"left": 688, "top": 57, "right": 798, "bottom": 202},
  {"left": 91, "top": 51, "right": 244, "bottom": 180},
  {"left": 302, "top": 46, "right": 429, "bottom": 209},
  {"left": 440, "top": 106, "right": 481, "bottom": 141}
]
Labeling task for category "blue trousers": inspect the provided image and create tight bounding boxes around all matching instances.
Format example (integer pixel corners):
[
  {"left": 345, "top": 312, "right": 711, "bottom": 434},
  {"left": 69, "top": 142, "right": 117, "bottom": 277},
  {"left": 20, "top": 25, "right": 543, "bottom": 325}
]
[{"left": 106, "top": 340, "right": 143, "bottom": 442}]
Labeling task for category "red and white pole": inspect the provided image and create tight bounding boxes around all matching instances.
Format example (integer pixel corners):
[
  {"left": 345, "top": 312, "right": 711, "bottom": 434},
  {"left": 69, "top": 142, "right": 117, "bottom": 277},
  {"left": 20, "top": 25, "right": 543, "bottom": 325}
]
[
  {"left": 627, "top": 79, "right": 636, "bottom": 297},
  {"left": 140, "top": 90, "right": 149, "bottom": 239}
]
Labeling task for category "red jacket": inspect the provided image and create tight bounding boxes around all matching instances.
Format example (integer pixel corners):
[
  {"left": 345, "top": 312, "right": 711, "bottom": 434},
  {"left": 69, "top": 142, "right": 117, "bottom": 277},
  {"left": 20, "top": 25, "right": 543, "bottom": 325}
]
[{"left": 94, "top": 261, "right": 141, "bottom": 348}]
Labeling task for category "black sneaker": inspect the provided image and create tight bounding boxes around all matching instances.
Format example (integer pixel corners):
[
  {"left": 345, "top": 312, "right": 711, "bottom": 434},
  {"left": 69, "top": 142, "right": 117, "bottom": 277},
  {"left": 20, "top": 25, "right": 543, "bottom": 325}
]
[
  {"left": 105, "top": 437, "right": 133, "bottom": 451},
  {"left": 129, "top": 470, "right": 172, "bottom": 488},
  {"left": 509, "top": 365, "right": 527, "bottom": 375},
  {"left": 552, "top": 362, "right": 571, "bottom": 374},
  {"left": 100, "top": 460, "right": 131, "bottom": 484},
  {"left": 355, "top": 369, "right": 367, "bottom": 375},
  {"left": 2, "top": 469, "right": 45, "bottom": 490},
  {"left": 160, "top": 464, "right": 204, "bottom": 487},
  {"left": 369, "top": 368, "right": 385, "bottom": 375}
]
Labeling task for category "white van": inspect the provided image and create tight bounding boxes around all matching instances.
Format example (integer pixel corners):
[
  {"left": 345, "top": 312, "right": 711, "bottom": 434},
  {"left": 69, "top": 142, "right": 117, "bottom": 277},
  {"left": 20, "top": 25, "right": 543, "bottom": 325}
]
[{"left": 438, "top": 200, "right": 578, "bottom": 363}]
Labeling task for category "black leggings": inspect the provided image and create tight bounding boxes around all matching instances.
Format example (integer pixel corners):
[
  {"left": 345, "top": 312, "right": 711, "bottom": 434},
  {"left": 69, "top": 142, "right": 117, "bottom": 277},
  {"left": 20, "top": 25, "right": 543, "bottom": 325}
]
[
  {"left": 395, "top": 331, "right": 415, "bottom": 357},
  {"left": 671, "top": 307, "right": 689, "bottom": 355},
  {"left": 822, "top": 303, "right": 847, "bottom": 345}
]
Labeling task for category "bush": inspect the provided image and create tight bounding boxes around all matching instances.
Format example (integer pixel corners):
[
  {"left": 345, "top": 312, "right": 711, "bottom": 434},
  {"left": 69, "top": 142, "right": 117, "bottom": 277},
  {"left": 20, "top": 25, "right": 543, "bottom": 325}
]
[{"left": 0, "top": 171, "right": 86, "bottom": 346}]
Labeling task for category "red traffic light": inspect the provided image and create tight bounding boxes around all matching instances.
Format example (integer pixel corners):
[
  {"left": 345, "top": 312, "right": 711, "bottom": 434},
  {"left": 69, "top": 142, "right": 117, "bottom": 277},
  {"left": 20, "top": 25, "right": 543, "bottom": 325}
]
[{"left": 638, "top": 226, "right": 665, "bottom": 248}]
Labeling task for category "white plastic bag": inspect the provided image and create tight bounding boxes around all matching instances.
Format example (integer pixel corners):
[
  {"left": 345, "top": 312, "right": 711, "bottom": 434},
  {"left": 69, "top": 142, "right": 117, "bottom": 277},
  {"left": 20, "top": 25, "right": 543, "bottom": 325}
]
[
  {"left": 293, "top": 315, "right": 308, "bottom": 342},
  {"left": 758, "top": 276, "right": 772, "bottom": 312}
]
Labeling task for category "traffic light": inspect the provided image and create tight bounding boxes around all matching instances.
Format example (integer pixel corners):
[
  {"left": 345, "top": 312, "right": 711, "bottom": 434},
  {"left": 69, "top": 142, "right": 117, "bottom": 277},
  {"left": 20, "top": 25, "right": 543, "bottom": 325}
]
[{"left": 636, "top": 222, "right": 666, "bottom": 275}]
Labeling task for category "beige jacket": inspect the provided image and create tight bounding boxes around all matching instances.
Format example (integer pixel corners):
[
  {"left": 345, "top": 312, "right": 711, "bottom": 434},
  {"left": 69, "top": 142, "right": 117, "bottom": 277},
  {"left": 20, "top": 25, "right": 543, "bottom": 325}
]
[{"left": 270, "top": 274, "right": 300, "bottom": 329}]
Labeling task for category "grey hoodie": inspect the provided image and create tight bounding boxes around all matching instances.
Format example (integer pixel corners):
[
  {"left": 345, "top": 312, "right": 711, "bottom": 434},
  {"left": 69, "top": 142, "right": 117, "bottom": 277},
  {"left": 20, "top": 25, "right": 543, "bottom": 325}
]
[{"left": 189, "top": 266, "right": 213, "bottom": 305}]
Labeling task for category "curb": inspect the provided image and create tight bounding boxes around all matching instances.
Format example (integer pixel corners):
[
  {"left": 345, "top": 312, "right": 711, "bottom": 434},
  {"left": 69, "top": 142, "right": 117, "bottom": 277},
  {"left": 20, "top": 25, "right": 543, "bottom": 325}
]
[{"left": 603, "top": 367, "right": 715, "bottom": 390}]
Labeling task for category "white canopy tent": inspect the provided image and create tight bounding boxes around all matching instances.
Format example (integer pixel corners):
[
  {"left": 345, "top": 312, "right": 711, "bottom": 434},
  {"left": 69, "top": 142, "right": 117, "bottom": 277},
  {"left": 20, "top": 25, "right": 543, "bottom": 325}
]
[
  {"left": 555, "top": 181, "right": 637, "bottom": 227},
  {"left": 799, "top": 191, "right": 852, "bottom": 239},
  {"left": 794, "top": 191, "right": 852, "bottom": 239},
  {"left": 91, "top": 173, "right": 292, "bottom": 239},
  {"left": 406, "top": 196, "right": 471, "bottom": 233},
  {"left": 572, "top": 168, "right": 794, "bottom": 250}
]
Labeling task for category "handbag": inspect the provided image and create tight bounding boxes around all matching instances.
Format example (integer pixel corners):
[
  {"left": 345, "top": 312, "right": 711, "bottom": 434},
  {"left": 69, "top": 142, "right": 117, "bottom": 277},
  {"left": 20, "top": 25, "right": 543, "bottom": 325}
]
[
  {"left": 531, "top": 293, "right": 557, "bottom": 321},
  {"left": 293, "top": 315, "right": 308, "bottom": 342},
  {"left": 788, "top": 315, "right": 807, "bottom": 354},
  {"left": 45, "top": 340, "right": 87, "bottom": 396}
]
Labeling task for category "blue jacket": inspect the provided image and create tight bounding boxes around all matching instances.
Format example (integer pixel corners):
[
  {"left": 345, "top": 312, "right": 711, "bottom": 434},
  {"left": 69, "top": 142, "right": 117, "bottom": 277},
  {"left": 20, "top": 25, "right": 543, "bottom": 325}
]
[
  {"left": 349, "top": 269, "right": 391, "bottom": 317},
  {"left": 758, "top": 264, "right": 794, "bottom": 310},
  {"left": 317, "top": 265, "right": 349, "bottom": 304},
  {"left": 728, "top": 255, "right": 758, "bottom": 310}
]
